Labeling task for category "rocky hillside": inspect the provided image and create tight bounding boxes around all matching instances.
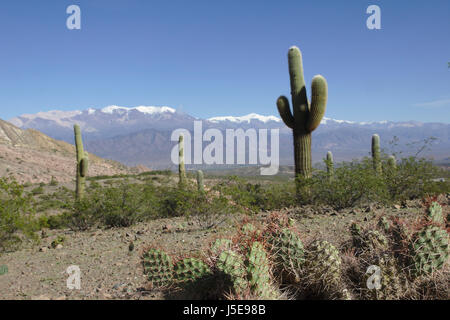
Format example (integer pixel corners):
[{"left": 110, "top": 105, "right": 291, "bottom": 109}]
[{"left": 0, "top": 119, "right": 134, "bottom": 184}]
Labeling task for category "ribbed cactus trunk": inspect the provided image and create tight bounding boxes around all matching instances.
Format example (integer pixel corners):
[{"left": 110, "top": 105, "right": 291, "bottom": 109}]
[
  {"left": 326, "top": 151, "right": 334, "bottom": 180},
  {"left": 74, "top": 124, "right": 88, "bottom": 200},
  {"left": 178, "top": 134, "right": 187, "bottom": 187},
  {"left": 196, "top": 170, "right": 204, "bottom": 192},
  {"left": 277, "top": 46, "right": 328, "bottom": 195},
  {"left": 372, "top": 134, "right": 381, "bottom": 174}
]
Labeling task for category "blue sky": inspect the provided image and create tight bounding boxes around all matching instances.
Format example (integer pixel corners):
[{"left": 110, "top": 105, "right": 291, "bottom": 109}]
[{"left": 0, "top": 0, "right": 449, "bottom": 123}]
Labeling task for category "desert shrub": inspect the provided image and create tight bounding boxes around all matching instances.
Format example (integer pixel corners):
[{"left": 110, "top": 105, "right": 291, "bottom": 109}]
[
  {"left": 158, "top": 186, "right": 202, "bottom": 218},
  {"left": 299, "top": 158, "right": 389, "bottom": 210},
  {"left": 30, "top": 186, "right": 44, "bottom": 195},
  {"left": 382, "top": 156, "right": 448, "bottom": 202},
  {"left": 213, "top": 176, "right": 296, "bottom": 213},
  {"left": 0, "top": 177, "right": 38, "bottom": 252},
  {"left": 66, "top": 181, "right": 159, "bottom": 230}
]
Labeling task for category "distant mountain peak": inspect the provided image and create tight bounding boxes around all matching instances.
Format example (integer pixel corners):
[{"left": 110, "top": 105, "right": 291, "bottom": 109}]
[
  {"left": 99, "top": 105, "right": 176, "bottom": 115},
  {"left": 208, "top": 113, "right": 281, "bottom": 123}
]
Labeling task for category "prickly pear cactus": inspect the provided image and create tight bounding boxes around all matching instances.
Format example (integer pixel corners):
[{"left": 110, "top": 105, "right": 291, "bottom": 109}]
[
  {"left": 216, "top": 250, "right": 248, "bottom": 295},
  {"left": 173, "top": 258, "right": 212, "bottom": 283},
  {"left": 269, "top": 228, "right": 305, "bottom": 282},
  {"left": 246, "top": 241, "right": 278, "bottom": 299},
  {"left": 362, "top": 254, "right": 406, "bottom": 300},
  {"left": 142, "top": 248, "right": 174, "bottom": 287},
  {"left": 426, "top": 202, "right": 444, "bottom": 225},
  {"left": 305, "top": 240, "right": 342, "bottom": 287},
  {"left": 351, "top": 223, "right": 389, "bottom": 252},
  {"left": 410, "top": 225, "right": 449, "bottom": 276},
  {"left": 211, "top": 238, "right": 232, "bottom": 255}
]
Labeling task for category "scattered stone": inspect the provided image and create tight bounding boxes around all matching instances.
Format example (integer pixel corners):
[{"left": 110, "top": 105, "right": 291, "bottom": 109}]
[
  {"left": 39, "top": 247, "right": 48, "bottom": 252},
  {"left": 56, "top": 244, "right": 63, "bottom": 249}
]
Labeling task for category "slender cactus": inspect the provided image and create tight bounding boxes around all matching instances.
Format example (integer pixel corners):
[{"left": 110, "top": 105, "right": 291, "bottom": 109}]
[
  {"left": 276, "top": 46, "right": 328, "bottom": 189},
  {"left": 372, "top": 134, "right": 381, "bottom": 174},
  {"left": 74, "top": 124, "right": 88, "bottom": 200},
  {"left": 387, "top": 155, "right": 396, "bottom": 170},
  {"left": 179, "top": 134, "right": 187, "bottom": 187},
  {"left": 326, "top": 151, "right": 334, "bottom": 179},
  {"left": 196, "top": 170, "right": 204, "bottom": 192}
]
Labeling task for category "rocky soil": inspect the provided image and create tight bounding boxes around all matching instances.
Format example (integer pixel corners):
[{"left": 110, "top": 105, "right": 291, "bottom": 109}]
[{"left": 1, "top": 199, "right": 441, "bottom": 300}]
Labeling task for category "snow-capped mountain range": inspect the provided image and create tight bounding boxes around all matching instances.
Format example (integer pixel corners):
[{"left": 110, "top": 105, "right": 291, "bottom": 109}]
[{"left": 7, "top": 106, "right": 450, "bottom": 169}]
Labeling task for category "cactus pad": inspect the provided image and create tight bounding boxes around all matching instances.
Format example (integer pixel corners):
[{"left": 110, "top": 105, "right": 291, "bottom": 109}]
[
  {"left": 410, "top": 226, "right": 449, "bottom": 276},
  {"left": 142, "top": 248, "right": 174, "bottom": 287}
]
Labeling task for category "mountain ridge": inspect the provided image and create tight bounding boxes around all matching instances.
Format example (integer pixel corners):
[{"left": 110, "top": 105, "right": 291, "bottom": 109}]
[{"left": 7, "top": 106, "right": 450, "bottom": 169}]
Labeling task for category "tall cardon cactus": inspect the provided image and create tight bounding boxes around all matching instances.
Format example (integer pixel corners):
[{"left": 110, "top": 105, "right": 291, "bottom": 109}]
[
  {"left": 372, "top": 134, "right": 381, "bottom": 174},
  {"left": 276, "top": 46, "right": 328, "bottom": 185},
  {"left": 74, "top": 124, "right": 88, "bottom": 200}
]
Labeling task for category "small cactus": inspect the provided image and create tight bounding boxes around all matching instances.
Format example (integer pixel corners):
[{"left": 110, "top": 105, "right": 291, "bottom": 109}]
[
  {"left": 74, "top": 124, "right": 88, "bottom": 200},
  {"left": 326, "top": 151, "right": 334, "bottom": 179},
  {"left": 305, "top": 240, "right": 342, "bottom": 288},
  {"left": 372, "top": 134, "right": 381, "bottom": 174},
  {"left": 362, "top": 254, "right": 406, "bottom": 300},
  {"left": 351, "top": 223, "right": 389, "bottom": 252},
  {"left": 196, "top": 170, "right": 204, "bottom": 192},
  {"left": 178, "top": 134, "right": 187, "bottom": 187},
  {"left": 426, "top": 202, "right": 444, "bottom": 225},
  {"left": 269, "top": 228, "right": 305, "bottom": 283},
  {"left": 410, "top": 225, "right": 449, "bottom": 276},
  {"left": 142, "top": 248, "right": 173, "bottom": 287},
  {"left": 387, "top": 155, "right": 396, "bottom": 170}
]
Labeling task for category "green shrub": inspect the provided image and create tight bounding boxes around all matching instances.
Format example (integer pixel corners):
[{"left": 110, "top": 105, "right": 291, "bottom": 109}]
[
  {"left": 0, "top": 177, "right": 38, "bottom": 252},
  {"left": 303, "top": 158, "right": 388, "bottom": 210},
  {"left": 382, "top": 156, "right": 448, "bottom": 202}
]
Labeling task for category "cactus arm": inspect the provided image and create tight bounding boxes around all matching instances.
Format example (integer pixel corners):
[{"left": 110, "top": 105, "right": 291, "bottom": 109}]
[
  {"left": 276, "top": 96, "right": 294, "bottom": 129},
  {"left": 80, "top": 157, "right": 88, "bottom": 177},
  {"left": 306, "top": 75, "right": 328, "bottom": 133}
]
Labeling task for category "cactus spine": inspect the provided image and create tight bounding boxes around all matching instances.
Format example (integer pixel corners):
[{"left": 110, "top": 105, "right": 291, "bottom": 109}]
[
  {"left": 178, "top": 134, "right": 186, "bottom": 187},
  {"left": 372, "top": 134, "right": 381, "bottom": 174},
  {"left": 276, "top": 46, "right": 328, "bottom": 184},
  {"left": 326, "top": 151, "right": 334, "bottom": 179},
  {"left": 196, "top": 170, "right": 204, "bottom": 192},
  {"left": 74, "top": 124, "right": 88, "bottom": 200}
]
